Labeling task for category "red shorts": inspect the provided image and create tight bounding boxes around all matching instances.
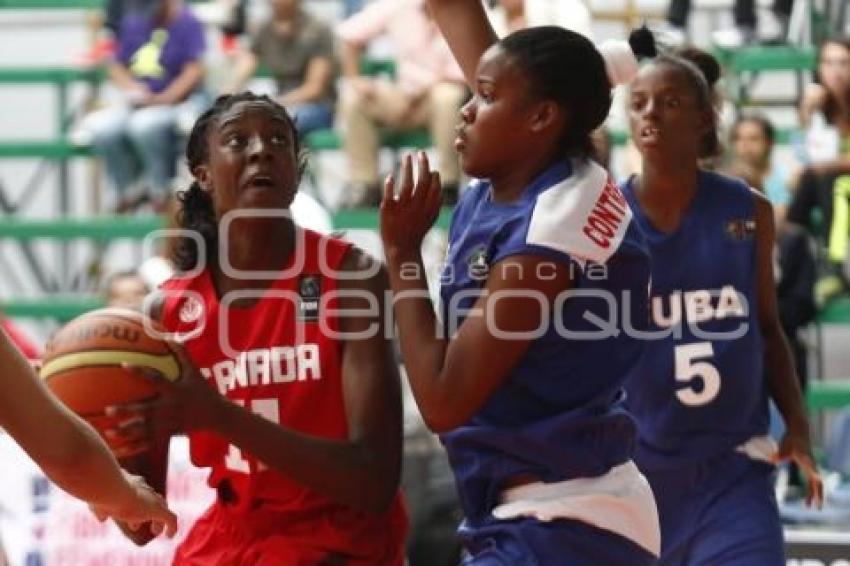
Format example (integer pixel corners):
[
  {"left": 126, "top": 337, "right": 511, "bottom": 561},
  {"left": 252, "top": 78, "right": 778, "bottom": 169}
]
[{"left": 173, "top": 501, "right": 407, "bottom": 566}]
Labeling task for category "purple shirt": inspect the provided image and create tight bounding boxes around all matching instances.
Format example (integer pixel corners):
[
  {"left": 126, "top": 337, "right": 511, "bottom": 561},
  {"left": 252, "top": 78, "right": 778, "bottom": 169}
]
[{"left": 117, "top": 7, "right": 205, "bottom": 94}]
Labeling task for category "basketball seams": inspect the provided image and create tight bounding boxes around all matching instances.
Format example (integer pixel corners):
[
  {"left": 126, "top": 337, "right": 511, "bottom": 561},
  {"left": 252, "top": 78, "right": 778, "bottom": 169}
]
[{"left": 44, "top": 313, "right": 171, "bottom": 356}]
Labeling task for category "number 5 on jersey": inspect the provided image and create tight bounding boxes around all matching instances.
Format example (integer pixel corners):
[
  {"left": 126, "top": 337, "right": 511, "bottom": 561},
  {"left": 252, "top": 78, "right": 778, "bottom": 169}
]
[{"left": 675, "top": 342, "right": 720, "bottom": 406}]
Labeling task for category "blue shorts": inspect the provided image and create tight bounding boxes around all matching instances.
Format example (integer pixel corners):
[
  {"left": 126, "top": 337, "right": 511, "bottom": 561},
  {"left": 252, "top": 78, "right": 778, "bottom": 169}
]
[
  {"left": 458, "top": 516, "right": 657, "bottom": 566},
  {"left": 645, "top": 451, "right": 783, "bottom": 565}
]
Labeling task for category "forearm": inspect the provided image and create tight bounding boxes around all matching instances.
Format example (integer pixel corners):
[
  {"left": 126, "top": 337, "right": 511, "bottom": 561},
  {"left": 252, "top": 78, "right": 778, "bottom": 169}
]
[
  {"left": 225, "top": 53, "right": 257, "bottom": 94},
  {"left": 764, "top": 322, "right": 810, "bottom": 431},
  {"left": 0, "top": 336, "right": 136, "bottom": 508},
  {"left": 813, "top": 156, "right": 850, "bottom": 177},
  {"left": 38, "top": 412, "right": 136, "bottom": 507},
  {"left": 341, "top": 42, "right": 363, "bottom": 78},
  {"left": 426, "top": 0, "right": 497, "bottom": 87},
  {"left": 210, "top": 398, "right": 395, "bottom": 512},
  {"left": 108, "top": 62, "right": 140, "bottom": 91},
  {"left": 152, "top": 63, "right": 203, "bottom": 105},
  {"left": 385, "top": 250, "right": 451, "bottom": 429},
  {"left": 278, "top": 84, "right": 322, "bottom": 106}
]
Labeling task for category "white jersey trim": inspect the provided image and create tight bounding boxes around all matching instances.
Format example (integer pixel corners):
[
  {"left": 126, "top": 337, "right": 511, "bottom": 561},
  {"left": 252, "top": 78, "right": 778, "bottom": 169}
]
[
  {"left": 526, "top": 159, "right": 632, "bottom": 265},
  {"left": 492, "top": 460, "right": 660, "bottom": 557}
]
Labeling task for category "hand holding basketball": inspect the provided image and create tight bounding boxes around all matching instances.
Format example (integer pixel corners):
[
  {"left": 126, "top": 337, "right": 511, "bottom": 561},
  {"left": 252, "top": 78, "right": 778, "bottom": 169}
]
[
  {"left": 119, "top": 341, "right": 224, "bottom": 434},
  {"left": 89, "top": 470, "right": 178, "bottom": 538},
  {"left": 40, "top": 308, "right": 181, "bottom": 458},
  {"left": 380, "top": 151, "right": 443, "bottom": 259}
]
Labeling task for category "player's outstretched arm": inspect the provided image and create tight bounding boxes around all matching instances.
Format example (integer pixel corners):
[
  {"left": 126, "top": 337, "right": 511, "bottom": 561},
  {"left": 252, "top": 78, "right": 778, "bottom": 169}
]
[
  {"left": 380, "top": 153, "right": 576, "bottom": 433},
  {"left": 0, "top": 327, "right": 177, "bottom": 535},
  {"left": 426, "top": 0, "right": 498, "bottom": 88},
  {"left": 752, "top": 190, "right": 823, "bottom": 509}
]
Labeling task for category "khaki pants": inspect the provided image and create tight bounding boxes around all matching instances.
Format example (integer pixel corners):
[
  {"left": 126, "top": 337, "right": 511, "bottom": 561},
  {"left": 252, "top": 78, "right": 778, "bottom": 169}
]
[{"left": 339, "top": 79, "right": 466, "bottom": 188}]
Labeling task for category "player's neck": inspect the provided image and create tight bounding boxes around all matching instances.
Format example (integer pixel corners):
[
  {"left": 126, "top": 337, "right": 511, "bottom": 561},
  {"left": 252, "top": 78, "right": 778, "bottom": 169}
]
[
  {"left": 213, "top": 219, "right": 296, "bottom": 295},
  {"left": 640, "top": 159, "right": 698, "bottom": 203},
  {"left": 489, "top": 151, "right": 563, "bottom": 204},
  {"left": 635, "top": 159, "right": 699, "bottom": 229}
]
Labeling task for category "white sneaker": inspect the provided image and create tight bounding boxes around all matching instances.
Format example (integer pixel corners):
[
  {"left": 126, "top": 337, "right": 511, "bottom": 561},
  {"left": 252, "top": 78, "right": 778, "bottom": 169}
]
[
  {"left": 651, "top": 23, "right": 686, "bottom": 48},
  {"left": 68, "top": 125, "right": 93, "bottom": 147},
  {"left": 712, "top": 27, "right": 755, "bottom": 49}
]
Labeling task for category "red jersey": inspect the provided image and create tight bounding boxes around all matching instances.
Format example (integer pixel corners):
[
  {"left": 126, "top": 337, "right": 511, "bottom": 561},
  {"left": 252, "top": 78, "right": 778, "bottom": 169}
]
[{"left": 161, "top": 229, "right": 407, "bottom": 563}]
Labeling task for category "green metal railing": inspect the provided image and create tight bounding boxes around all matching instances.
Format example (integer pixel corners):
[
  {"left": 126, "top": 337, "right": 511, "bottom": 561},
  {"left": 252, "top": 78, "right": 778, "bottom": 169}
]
[{"left": 0, "top": 210, "right": 452, "bottom": 319}]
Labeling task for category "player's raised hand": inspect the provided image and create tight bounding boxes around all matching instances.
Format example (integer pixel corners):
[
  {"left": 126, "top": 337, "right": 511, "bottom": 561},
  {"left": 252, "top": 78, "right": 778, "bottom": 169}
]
[
  {"left": 774, "top": 429, "right": 824, "bottom": 509},
  {"left": 89, "top": 470, "right": 177, "bottom": 538},
  {"left": 380, "top": 151, "right": 443, "bottom": 259}
]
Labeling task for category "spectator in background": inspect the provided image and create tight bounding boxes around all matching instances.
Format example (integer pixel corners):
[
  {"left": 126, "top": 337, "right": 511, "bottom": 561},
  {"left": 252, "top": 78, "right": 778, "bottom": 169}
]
[
  {"left": 226, "top": 0, "right": 337, "bottom": 137},
  {"left": 77, "top": 0, "right": 159, "bottom": 64},
  {"left": 728, "top": 114, "right": 793, "bottom": 221},
  {"left": 798, "top": 37, "right": 850, "bottom": 170},
  {"left": 662, "top": 0, "right": 793, "bottom": 47},
  {"left": 336, "top": 0, "right": 466, "bottom": 207},
  {"left": 789, "top": 37, "right": 850, "bottom": 304},
  {"left": 103, "top": 0, "right": 159, "bottom": 38},
  {"left": 105, "top": 270, "right": 151, "bottom": 310},
  {"left": 78, "top": 0, "right": 208, "bottom": 214},
  {"left": 485, "top": 0, "right": 593, "bottom": 39}
]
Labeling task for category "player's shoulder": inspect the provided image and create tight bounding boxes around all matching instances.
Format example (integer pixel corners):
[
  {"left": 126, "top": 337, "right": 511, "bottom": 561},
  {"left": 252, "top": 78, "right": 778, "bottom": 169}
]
[
  {"left": 700, "top": 169, "right": 753, "bottom": 200},
  {"left": 336, "top": 246, "right": 388, "bottom": 294},
  {"left": 525, "top": 159, "right": 635, "bottom": 264},
  {"left": 158, "top": 263, "right": 210, "bottom": 300}
]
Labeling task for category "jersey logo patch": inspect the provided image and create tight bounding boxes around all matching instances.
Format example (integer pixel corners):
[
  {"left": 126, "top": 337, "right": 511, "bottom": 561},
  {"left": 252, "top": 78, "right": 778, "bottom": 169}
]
[
  {"left": 467, "top": 246, "right": 490, "bottom": 281},
  {"left": 179, "top": 296, "right": 204, "bottom": 324},
  {"left": 298, "top": 275, "right": 321, "bottom": 322},
  {"left": 725, "top": 218, "right": 756, "bottom": 241}
]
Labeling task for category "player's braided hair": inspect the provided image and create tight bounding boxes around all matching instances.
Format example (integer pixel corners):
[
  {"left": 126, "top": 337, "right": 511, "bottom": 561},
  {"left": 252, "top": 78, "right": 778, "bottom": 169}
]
[
  {"left": 174, "top": 92, "right": 305, "bottom": 272},
  {"left": 500, "top": 26, "right": 612, "bottom": 159}
]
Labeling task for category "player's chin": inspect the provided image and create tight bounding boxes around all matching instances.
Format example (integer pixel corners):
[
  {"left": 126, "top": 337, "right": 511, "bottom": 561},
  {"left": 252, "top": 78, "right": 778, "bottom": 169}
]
[
  {"left": 459, "top": 153, "right": 488, "bottom": 180},
  {"left": 240, "top": 190, "right": 295, "bottom": 211}
]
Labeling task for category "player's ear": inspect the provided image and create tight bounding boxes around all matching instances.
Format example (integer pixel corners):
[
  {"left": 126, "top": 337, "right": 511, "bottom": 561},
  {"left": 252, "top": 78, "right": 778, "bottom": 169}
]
[
  {"left": 193, "top": 165, "right": 212, "bottom": 193},
  {"left": 699, "top": 107, "right": 715, "bottom": 138},
  {"left": 529, "top": 100, "right": 562, "bottom": 134}
]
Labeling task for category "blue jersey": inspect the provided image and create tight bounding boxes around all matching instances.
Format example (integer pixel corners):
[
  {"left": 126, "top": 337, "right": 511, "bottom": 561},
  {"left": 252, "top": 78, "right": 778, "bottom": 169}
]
[
  {"left": 621, "top": 171, "right": 769, "bottom": 470},
  {"left": 439, "top": 159, "right": 651, "bottom": 522}
]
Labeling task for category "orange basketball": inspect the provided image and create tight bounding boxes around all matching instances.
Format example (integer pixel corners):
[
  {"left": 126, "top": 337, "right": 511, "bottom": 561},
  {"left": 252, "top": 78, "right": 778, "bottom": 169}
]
[{"left": 40, "top": 307, "right": 180, "bottom": 457}]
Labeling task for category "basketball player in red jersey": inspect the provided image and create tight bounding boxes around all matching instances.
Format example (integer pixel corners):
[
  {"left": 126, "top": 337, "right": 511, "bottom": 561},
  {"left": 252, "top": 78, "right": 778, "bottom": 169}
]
[{"left": 112, "top": 92, "right": 407, "bottom": 564}]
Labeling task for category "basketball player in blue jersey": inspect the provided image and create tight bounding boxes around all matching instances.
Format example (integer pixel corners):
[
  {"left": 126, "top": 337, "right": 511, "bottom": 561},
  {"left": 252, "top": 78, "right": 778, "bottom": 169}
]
[
  {"left": 380, "top": 2, "right": 660, "bottom": 563},
  {"left": 621, "top": 42, "right": 823, "bottom": 563}
]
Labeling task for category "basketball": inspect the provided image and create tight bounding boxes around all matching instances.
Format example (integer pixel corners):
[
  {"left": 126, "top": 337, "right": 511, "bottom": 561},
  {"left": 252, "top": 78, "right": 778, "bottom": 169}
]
[{"left": 39, "top": 307, "right": 180, "bottom": 457}]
